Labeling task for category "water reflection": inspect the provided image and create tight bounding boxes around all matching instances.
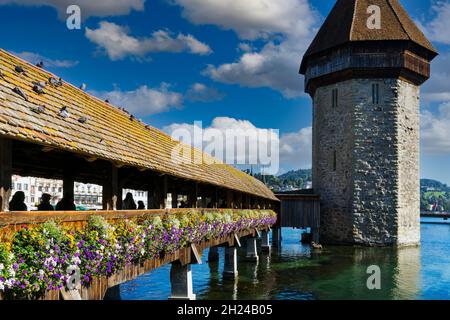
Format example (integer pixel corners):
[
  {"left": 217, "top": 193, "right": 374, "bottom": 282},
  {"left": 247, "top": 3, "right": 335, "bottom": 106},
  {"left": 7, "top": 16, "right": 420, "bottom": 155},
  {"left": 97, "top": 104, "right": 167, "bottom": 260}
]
[{"left": 121, "top": 219, "right": 450, "bottom": 300}]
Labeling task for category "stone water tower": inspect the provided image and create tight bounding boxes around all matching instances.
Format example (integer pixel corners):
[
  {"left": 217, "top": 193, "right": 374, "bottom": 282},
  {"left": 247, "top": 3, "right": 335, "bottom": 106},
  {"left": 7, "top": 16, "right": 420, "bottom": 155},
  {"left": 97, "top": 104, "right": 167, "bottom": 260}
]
[{"left": 300, "top": 0, "right": 437, "bottom": 245}]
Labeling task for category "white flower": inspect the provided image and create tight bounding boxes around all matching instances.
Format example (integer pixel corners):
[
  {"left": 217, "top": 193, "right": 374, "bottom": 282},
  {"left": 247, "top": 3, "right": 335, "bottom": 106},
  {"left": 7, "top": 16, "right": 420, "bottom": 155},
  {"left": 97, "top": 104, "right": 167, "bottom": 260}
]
[
  {"left": 0, "top": 263, "right": 4, "bottom": 271},
  {"left": 0, "top": 281, "right": 4, "bottom": 291},
  {"left": 5, "top": 279, "right": 14, "bottom": 288},
  {"left": 8, "top": 266, "right": 15, "bottom": 277},
  {"left": 140, "top": 249, "right": 145, "bottom": 256},
  {"left": 100, "top": 245, "right": 105, "bottom": 250},
  {"left": 39, "top": 269, "right": 45, "bottom": 276}
]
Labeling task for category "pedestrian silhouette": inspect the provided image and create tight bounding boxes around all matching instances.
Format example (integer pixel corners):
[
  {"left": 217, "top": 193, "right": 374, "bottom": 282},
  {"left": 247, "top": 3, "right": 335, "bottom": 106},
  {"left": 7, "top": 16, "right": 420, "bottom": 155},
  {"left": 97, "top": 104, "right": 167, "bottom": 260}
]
[
  {"left": 37, "top": 193, "right": 54, "bottom": 211},
  {"left": 56, "top": 193, "right": 76, "bottom": 211},
  {"left": 9, "top": 191, "right": 27, "bottom": 211},
  {"left": 137, "top": 200, "right": 145, "bottom": 210},
  {"left": 123, "top": 192, "right": 137, "bottom": 210}
]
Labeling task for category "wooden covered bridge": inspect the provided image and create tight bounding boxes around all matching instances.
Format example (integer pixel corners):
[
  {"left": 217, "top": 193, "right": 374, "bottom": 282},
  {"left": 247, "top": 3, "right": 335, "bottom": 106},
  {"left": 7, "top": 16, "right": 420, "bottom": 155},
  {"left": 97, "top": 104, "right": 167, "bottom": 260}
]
[{"left": 0, "top": 49, "right": 279, "bottom": 300}]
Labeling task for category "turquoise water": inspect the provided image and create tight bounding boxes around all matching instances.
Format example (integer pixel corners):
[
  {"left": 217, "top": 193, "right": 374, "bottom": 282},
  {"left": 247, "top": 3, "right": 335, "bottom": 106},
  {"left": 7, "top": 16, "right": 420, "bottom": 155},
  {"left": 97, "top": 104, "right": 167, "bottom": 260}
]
[{"left": 120, "top": 218, "right": 450, "bottom": 300}]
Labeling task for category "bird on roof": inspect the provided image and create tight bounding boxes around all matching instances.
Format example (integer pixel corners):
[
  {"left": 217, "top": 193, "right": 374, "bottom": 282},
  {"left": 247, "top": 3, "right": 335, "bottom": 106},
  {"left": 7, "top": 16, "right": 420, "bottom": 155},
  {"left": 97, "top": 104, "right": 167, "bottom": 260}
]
[
  {"left": 104, "top": 99, "right": 110, "bottom": 103},
  {"left": 12, "top": 87, "right": 28, "bottom": 101},
  {"left": 31, "top": 105, "right": 46, "bottom": 114},
  {"left": 129, "top": 115, "right": 135, "bottom": 121},
  {"left": 32, "top": 81, "right": 47, "bottom": 88},
  {"left": 78, "top": 116, "right": 87, "bottom": 124},
  {"left": 59, "top": 106, "right": 70, "bottom": 118},
  {"left": 36, "top": 61, "right": 44, "bottom": 68},
  {"left": 15, "top": 65, "right": 27, "bottom": 75},
  {"left": 80, "top": 83, "right": 87, "bottom": 91},
  {"left": 49, "top": 77, "right": 63, "bottom": 87},
  {"left": 32, "top": 84, "right": 45, "bottom": 94}
]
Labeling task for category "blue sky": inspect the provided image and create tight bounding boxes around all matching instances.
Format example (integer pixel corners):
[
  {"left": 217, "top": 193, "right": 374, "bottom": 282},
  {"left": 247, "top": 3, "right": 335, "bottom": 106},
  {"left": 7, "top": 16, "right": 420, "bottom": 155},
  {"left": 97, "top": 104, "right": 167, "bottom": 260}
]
[{"left": 0, "top": 0, "right": 449, "bottom": 183}]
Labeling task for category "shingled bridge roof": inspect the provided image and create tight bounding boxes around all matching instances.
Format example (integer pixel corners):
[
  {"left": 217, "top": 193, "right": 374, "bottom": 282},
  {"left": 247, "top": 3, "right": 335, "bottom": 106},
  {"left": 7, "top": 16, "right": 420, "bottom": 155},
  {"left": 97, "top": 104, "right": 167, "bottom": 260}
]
[{"left": 0, "top": 49, "right": 277, "bottom": 201}]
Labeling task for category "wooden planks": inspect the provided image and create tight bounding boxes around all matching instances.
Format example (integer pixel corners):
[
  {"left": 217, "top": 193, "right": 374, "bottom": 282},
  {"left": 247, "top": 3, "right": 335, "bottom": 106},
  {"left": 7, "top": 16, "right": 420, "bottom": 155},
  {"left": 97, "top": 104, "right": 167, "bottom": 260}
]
[
  {"left": 276, "top": 194, "right": 320, "bottom": 229},
  {"left": 0, "top": 137, "right": 12, "bottom": 212}
]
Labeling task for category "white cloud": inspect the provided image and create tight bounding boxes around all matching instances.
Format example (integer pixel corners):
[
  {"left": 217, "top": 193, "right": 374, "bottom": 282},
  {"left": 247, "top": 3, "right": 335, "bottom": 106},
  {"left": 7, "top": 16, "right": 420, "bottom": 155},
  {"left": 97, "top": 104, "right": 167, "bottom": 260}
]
[
  {"left": 173, "top": 0, "right": 318, "bottom": 97},
  {"left": 421, "top": 1, "right": 450, "bottom": 45},
  {"left": 91, "top": 83, "right": 183, "bottom": 116},
  {"left": 164, "top": 117, "right": 311, "bottom": 173},
  {"left": 421, "top": 102, "right": 450, "bottom": 154},
  {"left": 0, "top": 0, "right": 145, "bottom": 18},
  {"left": 423, "top": 53, "right": 450, "bottom": 102},
  {"left": 85, "top": 21, "right": 212, "bottom": 60},
  {"left": 279, "top": 126, "right": 312, "bottom": 169},
  {"left": 173, "top": 0, "right": 315, "bottom": 40},
  {"left": 203, "top": 40, "right": 305, "bottom": 98},
  {"left": 12, "top": 51, "right": 79, "bottom": 68},
  {"left": 238, "top": 43, "right": 254, "bottom": 53},
  {"left": 186, "top": 83, "right": 225, "bottom": 102}
]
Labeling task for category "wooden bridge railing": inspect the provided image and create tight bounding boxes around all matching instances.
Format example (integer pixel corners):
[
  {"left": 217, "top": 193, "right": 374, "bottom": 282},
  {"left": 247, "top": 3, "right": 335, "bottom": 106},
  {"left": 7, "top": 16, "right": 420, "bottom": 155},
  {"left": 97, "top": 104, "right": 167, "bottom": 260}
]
[{"left": 0, "top": 208, "right": 273, "bottom": 300}]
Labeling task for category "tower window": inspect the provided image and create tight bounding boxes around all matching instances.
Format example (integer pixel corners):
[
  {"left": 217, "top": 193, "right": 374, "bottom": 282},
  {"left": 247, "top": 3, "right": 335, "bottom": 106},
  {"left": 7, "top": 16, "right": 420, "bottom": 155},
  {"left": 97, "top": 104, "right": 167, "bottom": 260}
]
[
  {"left": 333, "top": 150, "right": 337, "bottom": 171},
  {"left": 332, "top": 88, "right": 338, "bottom": 108},
  {"left": 372, "top": 83, "right": 380, "bottom": 104}
]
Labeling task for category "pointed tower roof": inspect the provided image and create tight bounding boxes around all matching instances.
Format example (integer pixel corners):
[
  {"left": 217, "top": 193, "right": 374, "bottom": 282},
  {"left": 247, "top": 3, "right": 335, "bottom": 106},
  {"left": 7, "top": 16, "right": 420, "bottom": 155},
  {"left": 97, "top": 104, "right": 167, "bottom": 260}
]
[{"left": 301, "top": 0, "right": 437, "bottom": 73}]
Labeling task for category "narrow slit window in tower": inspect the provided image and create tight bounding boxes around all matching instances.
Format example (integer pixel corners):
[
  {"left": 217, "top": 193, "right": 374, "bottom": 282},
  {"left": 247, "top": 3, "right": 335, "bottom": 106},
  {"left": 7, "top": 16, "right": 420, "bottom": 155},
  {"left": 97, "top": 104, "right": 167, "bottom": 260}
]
[
  {"left": 333, "top": 150, "right": 337, "bottom": 172},
  {"left": 332, "top": 88, "right": 338, "bottom": 108},
  {"left": 372, "top": 83, "right": 380, "bottom": 104}
]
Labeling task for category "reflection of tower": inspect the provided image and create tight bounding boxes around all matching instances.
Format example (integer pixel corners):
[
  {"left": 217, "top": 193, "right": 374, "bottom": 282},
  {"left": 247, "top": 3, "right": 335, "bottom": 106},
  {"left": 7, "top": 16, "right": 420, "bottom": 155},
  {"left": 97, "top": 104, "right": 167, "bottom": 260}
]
[
  {"left": 300, "top": 0, "right": 438, "bottom": 245},
  {"left": 392, "top": 247, "right": 420, "bottom": 299}
]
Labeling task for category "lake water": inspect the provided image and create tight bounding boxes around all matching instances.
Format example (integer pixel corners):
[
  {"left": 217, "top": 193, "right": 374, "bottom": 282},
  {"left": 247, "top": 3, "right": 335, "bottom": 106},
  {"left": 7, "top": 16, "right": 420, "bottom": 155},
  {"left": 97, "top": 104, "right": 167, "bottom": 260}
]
[{"left": 120, "top": 218, "right": 450, "bottom": 300}]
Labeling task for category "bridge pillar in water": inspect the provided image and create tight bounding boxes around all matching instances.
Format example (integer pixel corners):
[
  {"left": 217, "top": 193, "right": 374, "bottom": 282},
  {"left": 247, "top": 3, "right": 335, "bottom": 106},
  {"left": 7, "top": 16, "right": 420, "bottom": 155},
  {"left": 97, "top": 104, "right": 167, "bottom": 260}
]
[
  {"left": 311, "top": 227, "right": 320, "bottom": 244},
  {"left": 261, "top": 230, "right": 271, "bottom": 253},
  {"left": 169, "top": 261, "right": 196, "bottom": 300},
  {"left": 223, "top": 247, "right": 238, "bottom": 279},
  {"left": 272, "top": 228, "right": 281, "bottom": 247},
  {"left": 245, "top": 237, "right": 259, "bottom": 262},
  {"left": 104, "top": 285, "right": 121, "bottom": 300},
  {"left": 208, "top": 246, "right": 219, "bottom": 262}
]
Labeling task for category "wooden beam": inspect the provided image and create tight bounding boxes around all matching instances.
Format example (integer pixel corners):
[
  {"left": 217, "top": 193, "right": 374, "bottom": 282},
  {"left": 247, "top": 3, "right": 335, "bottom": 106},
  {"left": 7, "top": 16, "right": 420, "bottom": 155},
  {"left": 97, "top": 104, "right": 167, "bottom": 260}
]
[
  {"left": 0, "top": 138, "right": 12, "bottom": 212},
  {"left": 171, "top": 190, "right": 178, "bottom": 209},
  {"left": 236, "top": 192, "right": 243, "bottom": 209},
  {"left": 212, "top": 187, "right": 218, "bottom": 209},
  {"left": 102, "top": 163, "right": 121, "bottom": 210},
  {"left": 226, "top": 190, "right": 234, "bottom": 209},
  {"left": 187, "top": 182, "right": 198, "bottom": 208}
]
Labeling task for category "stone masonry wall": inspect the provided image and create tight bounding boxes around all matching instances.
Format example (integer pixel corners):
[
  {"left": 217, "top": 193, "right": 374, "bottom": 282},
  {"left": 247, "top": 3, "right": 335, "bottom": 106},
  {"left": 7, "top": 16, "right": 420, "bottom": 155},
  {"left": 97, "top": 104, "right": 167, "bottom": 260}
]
[{"left": 313, "top": 78, "right": 420, "bottom": 246}]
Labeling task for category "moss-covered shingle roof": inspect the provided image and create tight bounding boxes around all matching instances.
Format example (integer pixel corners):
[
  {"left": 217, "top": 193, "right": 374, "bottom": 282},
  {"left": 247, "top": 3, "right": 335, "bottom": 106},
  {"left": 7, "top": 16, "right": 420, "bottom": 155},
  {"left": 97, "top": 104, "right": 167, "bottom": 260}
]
[{"left": 0, "top": 49, "right": 277, "bottom": 201}]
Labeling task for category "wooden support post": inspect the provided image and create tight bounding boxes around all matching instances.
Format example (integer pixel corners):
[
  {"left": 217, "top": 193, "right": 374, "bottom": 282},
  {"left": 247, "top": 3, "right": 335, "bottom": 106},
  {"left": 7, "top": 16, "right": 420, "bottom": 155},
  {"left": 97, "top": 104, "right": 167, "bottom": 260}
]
[
  {"left": 226, "top": 190, "right": 234, "bottom": 209},
  {"left": 171, "top": 191, "right": 178, "bottom": 209},
  {"left": 208, "top": 246, "right": 219, "bottom": 262},
  {"left": 153, "top": 175, "right": 167, "bottom": 209},
  {"left": 0, "top": 138, "right": 12, "bottom": 212},
  {"left": 212, "top": 187, "right": 218, "bottom": 208},
  {"left": 169, "top": 261, "right": 196, "bottom": 300},
  {"left": 187, "top": 182, "right": 198, "bottom": 208},
  {"left": 102, "top": 163, "right": 121, "bottom": 210},
  {"left": 223, "top": 247, "right": 238, "bottom": 279},
  {"left": 244, "top": 194, "right": 250, "bottom": 209},
  {"left": 146, "top": 186, "right": 155, "bottom": 209},
  {"left": 62, "top": 172, "right": 75, "bottom": 202},
  {"left": 236, "top": 192, "right": 243, "bottom": 209}
]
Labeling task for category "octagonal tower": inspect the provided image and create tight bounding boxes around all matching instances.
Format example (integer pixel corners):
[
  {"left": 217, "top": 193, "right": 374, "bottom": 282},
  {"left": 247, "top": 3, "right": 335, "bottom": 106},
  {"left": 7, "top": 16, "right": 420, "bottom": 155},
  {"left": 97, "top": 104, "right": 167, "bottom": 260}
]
[{"left": 300, "top": 0, "right": 438, "bottom": 246}]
